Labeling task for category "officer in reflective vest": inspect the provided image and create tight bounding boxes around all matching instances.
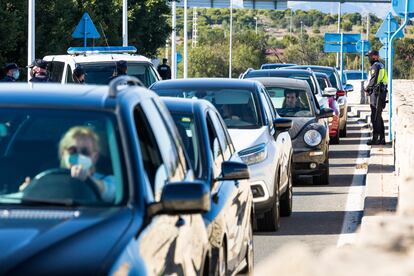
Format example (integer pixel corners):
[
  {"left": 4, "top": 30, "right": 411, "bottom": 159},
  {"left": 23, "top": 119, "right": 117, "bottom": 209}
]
[{"left": 364, "top": 50, "right": 388, "bottom": 145}]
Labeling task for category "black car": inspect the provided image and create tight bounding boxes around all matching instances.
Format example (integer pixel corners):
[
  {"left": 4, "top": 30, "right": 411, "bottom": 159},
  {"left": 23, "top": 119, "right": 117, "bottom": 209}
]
[
  {"left": 0, "top": 78, "right": 212, "bottom": 275},
  {"left": 260, "top": 63, "right": 297, "bottom": 69},
  {"left": 151, "top": 79, "right": 294, "bottom": 232},
  {"left": 250, "top": 77, "right": 334, "bottom": 185},
  {"left": 287, "top": 65, "right": 353, "bottom": 137},
  {"left": 163, "top": 97, "right": 253, "bottom": 275}
]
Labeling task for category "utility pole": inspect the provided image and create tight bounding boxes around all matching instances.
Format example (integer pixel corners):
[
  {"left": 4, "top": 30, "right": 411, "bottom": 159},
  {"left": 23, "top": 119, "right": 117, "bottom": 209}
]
[
  {"left": 28, "top": 0, "right": 35, "bottom": 81},
  {"left": 183, "top": 0, "right": 188, "bottom": 78},
  {"left": 229, "top": 0, "right": 233, "bottom": 78},
  {"left": 290, "top": 9, "right": 293, "bottom": 38},
  {"left": 300, "top": 20, "right": 303, "bottom": 37},
  {"left": 336, "top": 2, "right": 342, "bottom": 68},
  {"left": 122, "top": 0, "right": 128, "bottom": 46},
  {"left": 192, "top": 8, "right": 198, "bottom": 48},
  {"left": 171, "top": 0, "right": 177, "bottom": 79},
  {"left": 367, "top": 14, "right": 370, "bottom": 40},
  {"left": 254, "top": 16, "right": 258, "bottom": 34}
]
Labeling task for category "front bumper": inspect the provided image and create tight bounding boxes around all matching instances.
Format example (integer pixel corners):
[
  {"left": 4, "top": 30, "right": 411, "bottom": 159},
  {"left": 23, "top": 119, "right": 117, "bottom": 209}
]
[{"left": 292, "top": 148, "right": 328, "bottom": 177}]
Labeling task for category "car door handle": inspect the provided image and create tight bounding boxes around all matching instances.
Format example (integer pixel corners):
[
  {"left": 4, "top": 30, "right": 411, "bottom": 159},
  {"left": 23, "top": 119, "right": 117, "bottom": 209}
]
[{"left": 175, "top": 217, "right": 186, "bottom": 227}]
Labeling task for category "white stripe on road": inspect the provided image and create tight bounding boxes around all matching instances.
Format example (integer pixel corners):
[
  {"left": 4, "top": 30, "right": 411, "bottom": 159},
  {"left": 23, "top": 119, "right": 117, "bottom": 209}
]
[{"left": 336, "top": 121, "right": 370, "bottom": 247}]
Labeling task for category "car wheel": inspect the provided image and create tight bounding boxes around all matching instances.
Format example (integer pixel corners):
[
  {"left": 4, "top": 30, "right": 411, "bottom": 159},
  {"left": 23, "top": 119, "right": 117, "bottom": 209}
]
[
  {"left": 239, "top": 220, "right": 254, "bottom": 275},
  {"left": 257, "top": 172, "right": 280, "bottom": 231},
  {"left": 330, "top": 129, "right": 340, "bottom": 144},
  {"left": 280, "top": 161, "right": 293, "bottom": 217},
  {"left": 313, "top": 157, "right": 329, "bottom": 185},
  {"left": 340, "top": 121, "right": 347, "bottom": 137},
  {"left": 215, "top": 241, "right": 227, "bottom": 276}
]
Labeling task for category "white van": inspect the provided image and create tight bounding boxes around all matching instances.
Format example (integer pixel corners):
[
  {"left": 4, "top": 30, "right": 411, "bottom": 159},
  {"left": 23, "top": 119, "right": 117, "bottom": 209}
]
[{"left": 43, "top": 46, "right": 161, "bottom": 87}]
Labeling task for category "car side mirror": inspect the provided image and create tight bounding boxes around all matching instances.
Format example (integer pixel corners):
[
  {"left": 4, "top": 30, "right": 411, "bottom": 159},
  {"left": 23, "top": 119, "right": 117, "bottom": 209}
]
[
  {"left": 274, "top": 118, "right": 292, "bottom": 132},
  {"left": 217, "top": 161, "right": 250, "bottom": 181},
  {"left": 147, "top": 180, "right": 210, "bottom": 217},
  {"left": 322, "top": 87, "right": 337, "bottom": 97},
  {"left": 317, "top": 107, "right": 334, "bottom": 119},
  {"left": 344, "top": 84, "right": 354, "bottom": 92}
]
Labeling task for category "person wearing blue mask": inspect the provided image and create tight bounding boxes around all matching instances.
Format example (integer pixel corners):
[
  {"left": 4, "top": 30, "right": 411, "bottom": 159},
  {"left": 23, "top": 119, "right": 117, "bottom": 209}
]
[
  {"left": 1, "top": 63, "right": 20, "bottom": 82},
  {"left": 20, "top": 126, "right": 116, "bottom": 202}
]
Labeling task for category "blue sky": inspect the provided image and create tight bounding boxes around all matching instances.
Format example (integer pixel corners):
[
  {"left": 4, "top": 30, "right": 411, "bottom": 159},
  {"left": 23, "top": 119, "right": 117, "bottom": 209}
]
[{"left": 288, "top": 2, "right": 392, "bottom": 18}]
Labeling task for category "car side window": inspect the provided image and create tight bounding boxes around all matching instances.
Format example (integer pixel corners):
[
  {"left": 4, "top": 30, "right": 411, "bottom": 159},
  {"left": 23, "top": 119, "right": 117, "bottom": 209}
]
[
  {"left": 48, "top": 61, "right": 65, "bottom": 83},
  {"left": 209, "top": 111, "right": 231, "bottom": 160},
  {"left": 206, "top": 115, "right": 224, "bottom": 177},
  {"left": 142, "top": 100, "right": 186, "bottom": 181},
  {"left": 66, "top": 65, "right": 74, "bottom": 83},
  {"left": 133, "top": 104, "right": 167, "bottom": 201},
  {"left": 260, "top": 90, "right": 274, "bottom": 130},
  {"left": 151, "top": 98, "right": 189, "bottom": 175},
  {"left": 262, "top": 88, "right": 277, "bottom": 119}
]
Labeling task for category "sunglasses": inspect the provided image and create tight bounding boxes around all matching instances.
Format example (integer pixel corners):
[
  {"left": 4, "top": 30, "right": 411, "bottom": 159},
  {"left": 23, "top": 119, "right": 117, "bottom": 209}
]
[{"left": 66, "top": 146, "right": 92, "bottom": 156}]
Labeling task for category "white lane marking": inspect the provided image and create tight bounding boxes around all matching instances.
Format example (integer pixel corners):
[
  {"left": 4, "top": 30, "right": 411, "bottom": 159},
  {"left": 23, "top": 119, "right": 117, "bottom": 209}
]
[{"left": 336, "top": 121, "right": 370, "bottom": 247}]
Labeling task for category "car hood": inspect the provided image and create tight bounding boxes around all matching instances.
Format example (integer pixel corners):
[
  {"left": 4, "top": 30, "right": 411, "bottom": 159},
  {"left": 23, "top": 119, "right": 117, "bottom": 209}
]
[
  {"left": 287, "top": 117, "right": 317, "bottom": 139},
  {"left": 228, "top": 127, "right": 268, "bottom": 152},
  {"left": 0, "top": 207, "right": 134, "bottom": 274}
]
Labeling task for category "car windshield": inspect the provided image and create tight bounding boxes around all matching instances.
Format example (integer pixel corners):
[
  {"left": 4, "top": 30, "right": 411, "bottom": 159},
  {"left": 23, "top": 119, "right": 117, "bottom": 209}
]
[
  {"left": 261, "top": 64, "right": 295, "bottom": 69},
  {"left": 0, "top": 109, "right": 125, "bottom": 207},
  {"left": 170, "top": 113, "right": 201, "bottom": 177},
  {"left": 80, "top": 62, "right": 157, "bottom": 87},
  {"left": 265, "top": 86, "right": 314, "bottom": 117},
  {"left": 155, "top": 88, "right": 261, "bottom": 129},
  {"left": 317, "top": 77, "right": 329, "bottom": 91},
  {"left": 346, "top": 72, "right": 368, "bottom": 80}
]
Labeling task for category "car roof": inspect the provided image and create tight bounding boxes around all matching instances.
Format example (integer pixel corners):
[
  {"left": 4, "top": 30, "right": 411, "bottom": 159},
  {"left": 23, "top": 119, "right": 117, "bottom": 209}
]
[
  {"left": 289, "top": 65, "right": 335, "bottom": 71},
  {"left": 151, "top": 78, "right": 260, "bottom": 91},
  {"left": 249, "top": 77, "right": 311, "bottom": 91},
  {"left": 43, "top": 54, "right": 152, "bottom": 64},
  {"left": 246, "top": 69, "right": 313, "bottom": 77},
  {"left": 344, "top": 70, "right": 366, "bottom": 73},
  {"left": 313, "top": 72, "right": 330, "bottom": 78},
  {"left": 0, "top": 83, "right": 154, "bottom": 110},
  {"left": 162, "top": 97, "right": 215, "bottom": 115}
]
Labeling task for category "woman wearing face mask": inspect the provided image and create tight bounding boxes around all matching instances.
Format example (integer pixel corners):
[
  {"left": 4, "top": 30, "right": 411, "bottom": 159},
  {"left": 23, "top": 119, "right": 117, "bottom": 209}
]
[
  {"left": 20, "top": 126, "right": 116, "bottom": 202},
  {"left": 1, "top": 63, "right": 20, "bottom": 82}
]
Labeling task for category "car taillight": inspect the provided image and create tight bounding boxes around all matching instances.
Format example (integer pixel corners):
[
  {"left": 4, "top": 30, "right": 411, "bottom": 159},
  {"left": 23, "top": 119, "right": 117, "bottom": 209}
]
[{"left": 336, "top": 90, "right": 346, "bottom": 97}]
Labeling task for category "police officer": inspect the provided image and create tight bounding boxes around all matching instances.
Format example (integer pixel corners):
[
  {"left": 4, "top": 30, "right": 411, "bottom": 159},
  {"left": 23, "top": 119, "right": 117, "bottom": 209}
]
[
  {"left": 73, "top": 65, "right": 86, "bottom": 84},
  {"left": 157, "top": 58, "right": 171, "bottom": 80},
  {"left": 28, "top": 59, "right": 51, "bottom": 83},
  {"left": 1, "top": 63, "right": 20, "bottom": 82},
  {"left": 109, "top": 60, "right": 128, "bottom": 81},
  {"left": 364, "top": 50, "right": 388, "bottom": 145}
]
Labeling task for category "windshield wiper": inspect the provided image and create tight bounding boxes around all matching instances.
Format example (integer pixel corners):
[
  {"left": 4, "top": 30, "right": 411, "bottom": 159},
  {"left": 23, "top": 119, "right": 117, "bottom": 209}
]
[{"left": 19, "top": 197, "right": 81, "bottom": 207}]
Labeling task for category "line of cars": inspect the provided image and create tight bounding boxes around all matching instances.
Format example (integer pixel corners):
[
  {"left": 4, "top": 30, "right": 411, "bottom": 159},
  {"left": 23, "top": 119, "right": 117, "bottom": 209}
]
[{"left": 0, "top": 47, "right": 355, "bottom": 274}]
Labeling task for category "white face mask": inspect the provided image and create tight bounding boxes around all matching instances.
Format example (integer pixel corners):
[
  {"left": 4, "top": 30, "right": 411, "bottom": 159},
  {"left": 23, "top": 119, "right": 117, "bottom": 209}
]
[
  {"left": 64, "top": 154, "right": 92, "bottom": 171},
  {"left": 12, "top": 70, "right": 20, "bottom": 80}
]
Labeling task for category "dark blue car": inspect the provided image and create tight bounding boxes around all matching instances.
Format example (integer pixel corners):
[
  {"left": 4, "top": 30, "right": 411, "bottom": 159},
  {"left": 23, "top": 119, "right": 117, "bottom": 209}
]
[
  {"left": 0, "top": 78, "right": 212, "bottom": 275},
  {"left": 162, "top": 97, "right": 254, "bottom": 275}
]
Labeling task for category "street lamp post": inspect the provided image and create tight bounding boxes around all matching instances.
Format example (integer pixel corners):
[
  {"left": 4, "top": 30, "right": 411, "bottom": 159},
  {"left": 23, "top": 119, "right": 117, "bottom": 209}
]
[
  {"left": 122, "top": 0, "right": 128, "bottom": 46},
  {"left": 28, "top": 0, "right": 35, "bottom": 81},
  {"left": 171, "top": 0, "right": 177, "bottom": 79},
  {"left": 300, "top": 21, "right": 303, "bottom": 37}
]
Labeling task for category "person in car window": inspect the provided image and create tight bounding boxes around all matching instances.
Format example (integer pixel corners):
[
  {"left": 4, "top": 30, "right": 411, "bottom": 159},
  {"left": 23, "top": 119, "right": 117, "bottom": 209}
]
[
  {"left": 282, "top": 90, "right": 302, "bottom": 112},
  {"left": 72, "top": 65, "right": 86, "bottom": 84},
  {"left": 109, "top": 60, "right": 128, "bottom": 81},
  {"left": 20, "top": 126, "right": 115, "bottom": 202}
]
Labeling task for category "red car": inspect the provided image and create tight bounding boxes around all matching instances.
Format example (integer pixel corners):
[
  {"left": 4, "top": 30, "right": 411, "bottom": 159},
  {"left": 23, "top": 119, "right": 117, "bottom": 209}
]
[{"left": 315, "top": 72, "right": 340, "bottom": 144}]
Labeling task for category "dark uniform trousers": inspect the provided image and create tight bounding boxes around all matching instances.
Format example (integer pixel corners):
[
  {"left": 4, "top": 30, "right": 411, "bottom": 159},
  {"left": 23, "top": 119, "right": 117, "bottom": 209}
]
[{"left": 370, "top": 102, "right": 385, "bottom": 141}]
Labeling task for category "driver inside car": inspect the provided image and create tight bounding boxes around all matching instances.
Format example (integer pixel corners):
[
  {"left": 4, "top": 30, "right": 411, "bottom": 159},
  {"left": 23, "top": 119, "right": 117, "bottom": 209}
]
[
  {"left": 20, "top": 126, "right": 116, "bottom": 202},
  {"left": 282, "top": 90, "right": 303, "bottom": 112}
]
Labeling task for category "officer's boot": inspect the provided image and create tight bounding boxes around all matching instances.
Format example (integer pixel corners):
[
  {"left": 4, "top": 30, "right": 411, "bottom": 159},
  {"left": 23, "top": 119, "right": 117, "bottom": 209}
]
[{"left": 367, "top": 135, "right": 379, "bottom": 145}]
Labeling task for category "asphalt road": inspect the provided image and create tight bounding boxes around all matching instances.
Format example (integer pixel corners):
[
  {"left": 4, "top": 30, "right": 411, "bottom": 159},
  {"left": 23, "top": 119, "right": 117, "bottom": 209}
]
[{"left": 254, "top": 114, "right": 371, "bottom": 264}]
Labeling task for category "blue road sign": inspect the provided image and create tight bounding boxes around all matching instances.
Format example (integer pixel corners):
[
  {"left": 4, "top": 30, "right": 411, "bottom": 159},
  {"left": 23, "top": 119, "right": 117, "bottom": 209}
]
[
  {"left": 72, "top": 12, "right": 101, "bottom": 47},
  {"left": 375, "top": 12, "right": 404, "bottom": 40},
  {"left": 356, "top": 40, "right": 371, "bottom": 53},
  {"left": 177, "top": 52, "right": 183, "bottom": 64},
  {"left": 392, "top": 0, "right": 414, "bottom": 18},
  {"left": 380, "top": 45, "right": 394, "bottom": 59},
  {"left": 324, "top": 33, "right": 362, "bottom": 53}
]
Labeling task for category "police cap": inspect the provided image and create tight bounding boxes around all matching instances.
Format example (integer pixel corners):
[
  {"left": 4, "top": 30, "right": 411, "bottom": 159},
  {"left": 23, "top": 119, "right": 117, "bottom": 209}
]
[
  {"left": 365, "top": 50, "right": 379, "bottom": 57},
  {"left": 5, "top": 63, "right": 18, "bottom": 71},
  {"left": 27, "top": 59, "right": 48, "bottom": 69}
]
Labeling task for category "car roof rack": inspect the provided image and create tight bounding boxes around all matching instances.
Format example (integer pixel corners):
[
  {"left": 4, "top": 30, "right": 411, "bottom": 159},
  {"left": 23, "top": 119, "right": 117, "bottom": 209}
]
[
  {"left": 67, "top": 46, "right": 137, "bottom": 55},
  {"left": 108, "top": 76, "right": 145, "bottom": 98}
]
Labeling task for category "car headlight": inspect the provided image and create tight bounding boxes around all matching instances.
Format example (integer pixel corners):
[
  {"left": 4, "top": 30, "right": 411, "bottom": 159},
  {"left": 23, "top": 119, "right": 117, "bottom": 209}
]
[
  {"left": 239, "top": 143, "right": 267, "bottom": 165},
  {"left": 304, "top": 129, "right": 322, "bottom": 147}
]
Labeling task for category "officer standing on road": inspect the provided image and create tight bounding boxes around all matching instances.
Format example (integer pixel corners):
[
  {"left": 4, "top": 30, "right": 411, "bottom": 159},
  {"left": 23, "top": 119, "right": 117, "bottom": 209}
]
[
  {"left": 1, "top": 63, "right": 20, "bottom": 82},
  {"left": 364, "top": 50, "right": 388, "bottom": 145},
  {"left": 28, "top": 59, "right": 51, "bottom": 83},
  {"left": 157, "top": 58, "right": 171, "bottom": 80},
  {"left": 109, "top": 60, "right": 128, "bottom": 81}
]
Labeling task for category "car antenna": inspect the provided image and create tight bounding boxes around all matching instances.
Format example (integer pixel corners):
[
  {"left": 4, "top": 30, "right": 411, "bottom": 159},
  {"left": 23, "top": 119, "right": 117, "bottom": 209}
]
[{"left": 99, "top": 22, "right": 114, "bottom": 60}]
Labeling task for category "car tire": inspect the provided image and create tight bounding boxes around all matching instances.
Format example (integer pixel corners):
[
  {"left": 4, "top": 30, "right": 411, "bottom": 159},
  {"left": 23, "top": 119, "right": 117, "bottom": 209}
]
[
  {"left": 340, "top": 121, "right": 347, "bottom": 137},
  {"left": 280, "top": 161, "right": 293, "bottom": 217},
  {"left": 239, "top": 220, "right": 254, "bottom": 275},
  {"left": 330, "top": 130, "right": 340, "bottom": 144},
  {"left": 313, "top": 157, "right": 329, "bottom": 185},
  {"left": 257, "top": 172, "right": 280, "bottom": 232}
]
